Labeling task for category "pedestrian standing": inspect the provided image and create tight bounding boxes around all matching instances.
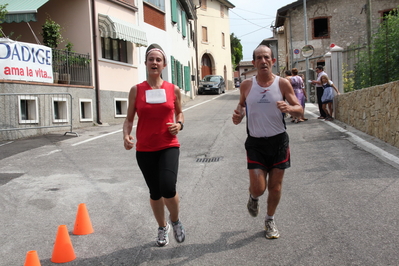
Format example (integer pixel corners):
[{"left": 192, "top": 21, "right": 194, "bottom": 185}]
[
  {"left": 123, "top": 44, "right": 185, "bottom": 247},
  {"left": 311, "top": 66, "right": 328, "bottom": 119},
  {"left": 320, "top": 75, "right": 340, "bottom": 121},
  {"left": 290, "top": 68, "right": 307, "bottom": 123},
  {"left": 232, "top": 45, "right": 303, "bottom": 239}
]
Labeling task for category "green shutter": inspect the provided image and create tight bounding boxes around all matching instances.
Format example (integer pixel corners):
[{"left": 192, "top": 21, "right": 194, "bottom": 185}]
[
  {"left": 182, "top": 11, "right": 187, "bottom": 38},
  {"left": 184, "top": 66, "right": 191, "bottom": 92},
  {"left": 171, "top": 56, "right": 176, "bottom": 85},
  {"left": 177, "top": 61, "right": 182, "bottom": 88},
  {"left": 171, "top": 0, "right": 178, "bottom": 23}
]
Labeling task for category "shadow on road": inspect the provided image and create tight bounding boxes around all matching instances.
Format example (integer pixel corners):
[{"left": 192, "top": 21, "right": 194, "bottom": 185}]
[{"left": 38, "top": 230, "right": 264, "bottom": 266}]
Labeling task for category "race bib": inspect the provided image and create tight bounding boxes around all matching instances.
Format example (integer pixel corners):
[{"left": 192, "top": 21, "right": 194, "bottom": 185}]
[{"left": 146, "top": 89, "right": 166, "bottom": 104}]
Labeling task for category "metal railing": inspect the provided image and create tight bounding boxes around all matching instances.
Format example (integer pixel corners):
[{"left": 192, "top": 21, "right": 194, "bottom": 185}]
[
  {"left": 52, "top": 50, "right": 92, "bottom": 86},
  {"left": 0, "top": 93, "right": 78, "bottom": 137}
]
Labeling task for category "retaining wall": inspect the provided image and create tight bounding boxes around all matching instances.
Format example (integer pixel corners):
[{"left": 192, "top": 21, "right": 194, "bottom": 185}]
[{"left": 335, "top": 81, "right": 399, "bottom": 149}]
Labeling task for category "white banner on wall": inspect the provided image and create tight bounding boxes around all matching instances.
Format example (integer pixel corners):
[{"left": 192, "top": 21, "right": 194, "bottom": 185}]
[{"left": 0, "top": 38, "right": 53, "bottom": 83}]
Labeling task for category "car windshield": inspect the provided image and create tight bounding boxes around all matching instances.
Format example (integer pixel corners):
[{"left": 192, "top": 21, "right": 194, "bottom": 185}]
[{"left": 203, "top": 76, "right": 220, "bottom": 82}]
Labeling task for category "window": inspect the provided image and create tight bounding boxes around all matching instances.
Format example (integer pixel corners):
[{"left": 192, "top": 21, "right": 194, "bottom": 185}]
[
  {"left": 79, "top": 99, "right": 93, "bottom": 122},
  {"left": 313, "top": 17, "right": 330, "bottom": 39},
  {"left": 201, "top": 0, "right": 207, "bottom": 10},
  {"left": 202, "top": 26, "right": 208, "bottom": 43},
  {"left": 101, "top": 37, "right": 128, "bottom": 63},
  {"left": 222, "top": 32, "right": 225, "bottom": 48},
  {"left": 52, "top": 97, "right": 68, "bottom": 123},
  {"left": 144, "top": 0, "right": 165, "bottom": 11},
  {"left": 114, "top": 98, "right": 128, "bottom": 118},
  {"left": 220, "top": 4, "right": 224, "bottom": 18},
  {"left": 18, "top": 95, "right": 38, "bottom": 124},
  {"left": 381, "top": 8, "right": 398, "bottom": 22}
]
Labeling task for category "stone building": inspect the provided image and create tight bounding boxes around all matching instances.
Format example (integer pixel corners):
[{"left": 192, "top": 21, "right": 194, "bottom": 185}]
[{"left": 273, "top": 0, "right": 399, "bottom": 74}]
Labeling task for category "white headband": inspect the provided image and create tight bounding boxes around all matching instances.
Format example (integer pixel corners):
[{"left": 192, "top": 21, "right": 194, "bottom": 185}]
[{"left": 146, "top": 48, "right": 167, "bottom": 64}]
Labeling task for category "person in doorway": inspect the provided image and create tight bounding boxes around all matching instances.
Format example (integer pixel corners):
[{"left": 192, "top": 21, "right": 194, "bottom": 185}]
[
  {"left": 123, "top": 44, "right": 185, "bottom": 247},
  {"left": 311, "top": 66, "right": 328, "bottom": 119},
  {"left": 320, "top": 75, "right": 340, "bottom": 121},
  {"left": 232, "top": 44, "right": 303, "bottom": 239},
  {"left": 290, "top": 68, "right": 308, "bottom": 123}
]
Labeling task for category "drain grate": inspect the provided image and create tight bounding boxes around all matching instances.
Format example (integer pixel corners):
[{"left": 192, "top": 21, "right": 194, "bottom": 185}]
[{"left": 196, "top": 157, "right": 223, "bottom": 163}]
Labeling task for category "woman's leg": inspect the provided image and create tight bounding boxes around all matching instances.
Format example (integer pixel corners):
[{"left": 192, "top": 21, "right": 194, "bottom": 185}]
[
  {"left": 159, "top": 148, "right": 180, "bottom": 222},
  {"left": 150, "top": 198, "right": 167, "bottom": 227}
]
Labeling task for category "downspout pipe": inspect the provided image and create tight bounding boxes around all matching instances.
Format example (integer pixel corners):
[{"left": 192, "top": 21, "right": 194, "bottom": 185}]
[{"left": 91, "top": 0, "right": 102, "bottom": 124}]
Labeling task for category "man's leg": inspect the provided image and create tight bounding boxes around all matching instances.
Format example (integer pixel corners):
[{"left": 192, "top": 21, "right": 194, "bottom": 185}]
[
  {"left": 266, "top": 168, "right": 284, "bottom": 216},
  {"left": 317, "top": 87, "right": 326, "bottom": 118},
  {"left": 247, "top": 169, "right": 267, "bottom": 217},
  {"left": 264, "top": 168, "right": 284, "bottom": 239},
  {"left": 249, "top": 168, "right": 267, "bottom": 197}
]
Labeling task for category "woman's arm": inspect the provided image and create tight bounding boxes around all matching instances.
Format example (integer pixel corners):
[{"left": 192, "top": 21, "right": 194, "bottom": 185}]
[
  {"left": 167, "top": 85, "right": 184, "bottom": 135},
  {"left": 123, "top": 86, "right": 137, "bottom": 150}
]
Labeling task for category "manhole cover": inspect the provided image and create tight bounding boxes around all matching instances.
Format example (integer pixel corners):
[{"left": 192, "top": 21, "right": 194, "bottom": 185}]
[{"left": 196, "top": 157, "right": 223, "bottom": 163}]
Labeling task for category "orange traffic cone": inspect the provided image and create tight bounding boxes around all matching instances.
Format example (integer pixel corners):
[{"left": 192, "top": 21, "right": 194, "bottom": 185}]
[
  {"left": 73, "top": 203, "right": 94, "bottom": 235},
  {"left": 51, "top": 225, "right": 76, "bottom": 263},
  {"left": 24, "top": 250, "right": 41, "bottom": 266}
]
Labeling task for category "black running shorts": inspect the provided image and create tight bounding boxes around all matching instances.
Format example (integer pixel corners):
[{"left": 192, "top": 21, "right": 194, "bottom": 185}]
[{"left": 245, "top": 132, "right": 290, "bottom": 172}]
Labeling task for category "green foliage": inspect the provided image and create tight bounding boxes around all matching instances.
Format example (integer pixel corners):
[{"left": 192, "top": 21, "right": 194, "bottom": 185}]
[
  {"left": 0, "top": 4, "right": 8, "bottom": 36},
  {"left": 354, "top": 8, "right": 399, "bottom": 90},
  {"left": 41, "top": 18, "right": 63, "bottom": 49},
  {"left": 343, "top": 64, "right": 355, "bottom": 92},
  {"left": 230, "top": 33, "right": 243, "bottom": 69}
]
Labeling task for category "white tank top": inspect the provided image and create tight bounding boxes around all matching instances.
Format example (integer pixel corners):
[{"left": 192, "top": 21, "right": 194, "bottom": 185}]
[{"left": 245, "top": 75, "right": 286, "bottom": 138}]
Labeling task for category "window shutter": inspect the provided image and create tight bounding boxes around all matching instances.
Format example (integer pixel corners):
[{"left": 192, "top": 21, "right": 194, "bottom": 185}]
[
  {"left": 177, "top": 61, "right": 182, "bottom": 88},
  {"left": 184, "top": 66, "right": 191, "bottom": 92},
  {"left": 171, "top": 0, "right": 178, "bottom": 23},
  {"left": 171, "top": 56, "right": 176, "bottom": 85},
  {"left": 182, "top": 11, "right": 187, "bottom": 37}
]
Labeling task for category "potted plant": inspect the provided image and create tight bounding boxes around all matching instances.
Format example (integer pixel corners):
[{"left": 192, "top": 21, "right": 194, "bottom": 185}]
[{"left": 41, "top": 17, "right": 63, "bottom": 83}]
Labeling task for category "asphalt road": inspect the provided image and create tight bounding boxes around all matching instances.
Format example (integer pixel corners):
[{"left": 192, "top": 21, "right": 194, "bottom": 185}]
[{"left": 1, "top": 89, "right": 399, "bottom": 266}]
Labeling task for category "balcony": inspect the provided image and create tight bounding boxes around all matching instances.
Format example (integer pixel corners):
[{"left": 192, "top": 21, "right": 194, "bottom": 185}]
[{"left": 52, "top": 49, "right": 92, "bottom": 86}]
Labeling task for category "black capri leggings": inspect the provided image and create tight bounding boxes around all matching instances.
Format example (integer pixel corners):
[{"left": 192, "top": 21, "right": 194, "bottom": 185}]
[{"left": 136, "top": 147, "right": 179, "bottom": 200}]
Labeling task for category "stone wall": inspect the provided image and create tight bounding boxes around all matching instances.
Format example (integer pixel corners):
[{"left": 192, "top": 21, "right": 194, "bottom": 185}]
[{"left": 335, "top": 81, "right": 399, "bottom": 149}]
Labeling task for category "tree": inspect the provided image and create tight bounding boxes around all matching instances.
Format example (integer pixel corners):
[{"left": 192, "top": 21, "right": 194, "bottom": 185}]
[
  {"left": 0, "top": 4, "right": 8, "bottom": 36},
  {"left": 41, "top": 18, "right": 63, "bottom": 49},
  {"left": 230, "top": 33, "right": 243, "bottom": 70},
  {"left": 354, "top": 8, "right": 399, "bottom": 90}
]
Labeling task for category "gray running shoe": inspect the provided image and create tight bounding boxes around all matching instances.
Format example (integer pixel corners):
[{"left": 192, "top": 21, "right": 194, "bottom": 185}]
[
  {"left": 171, "top": 219, "right": 185, "bottom": 243},
  {"left": 265, "top": 219, "right": 280, "bottom": 239},
  {"left": 156, "top": 223, "right": 170, "bottom": 247},
  {"left": 247, "top": 195, "right": 259, "bottom": 217}
]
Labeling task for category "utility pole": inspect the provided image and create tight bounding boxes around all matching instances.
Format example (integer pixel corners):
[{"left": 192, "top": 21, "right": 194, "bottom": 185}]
[
  {"left": 366, "top": 0, "right": 372, "bottom": 85},
  {"left": 303, "top": 0, "right": 310, "bottom": 102}
]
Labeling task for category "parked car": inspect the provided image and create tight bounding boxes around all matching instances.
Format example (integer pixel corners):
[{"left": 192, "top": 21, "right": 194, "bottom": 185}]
[{"left": 198, "top": 75, "right": 225, "bottom": 95}]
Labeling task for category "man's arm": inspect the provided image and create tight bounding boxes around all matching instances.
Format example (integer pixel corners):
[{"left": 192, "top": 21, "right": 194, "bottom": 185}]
[
  {"left": 277, "top": 77, "right": 303, "bottom": 118},
  {"left": 232, "top": 79, "right": 251, "bottom": 125}
]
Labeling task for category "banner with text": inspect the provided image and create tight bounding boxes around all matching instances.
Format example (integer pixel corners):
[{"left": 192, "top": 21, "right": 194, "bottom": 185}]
[{"left": 0, "top": 38, "right": 53, "bottom": 83}]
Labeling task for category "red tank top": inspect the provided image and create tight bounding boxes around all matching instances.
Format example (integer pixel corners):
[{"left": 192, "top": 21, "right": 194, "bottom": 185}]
[{"left": 135, "top": 81, "right": 180, "bottom": 151}]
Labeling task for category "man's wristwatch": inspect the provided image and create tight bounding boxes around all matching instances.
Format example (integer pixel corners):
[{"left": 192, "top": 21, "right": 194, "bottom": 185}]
[{"left": 177, "top": 121, "right": 184, "bottom": 131}]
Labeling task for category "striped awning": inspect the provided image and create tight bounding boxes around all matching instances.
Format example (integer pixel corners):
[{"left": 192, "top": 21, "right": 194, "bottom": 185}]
[
  {"left": 0, "top": 0, "right": 50, "bottom": 23},
  {"left": 98, "top": 13, "right": 147, "bottom": 47}
]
